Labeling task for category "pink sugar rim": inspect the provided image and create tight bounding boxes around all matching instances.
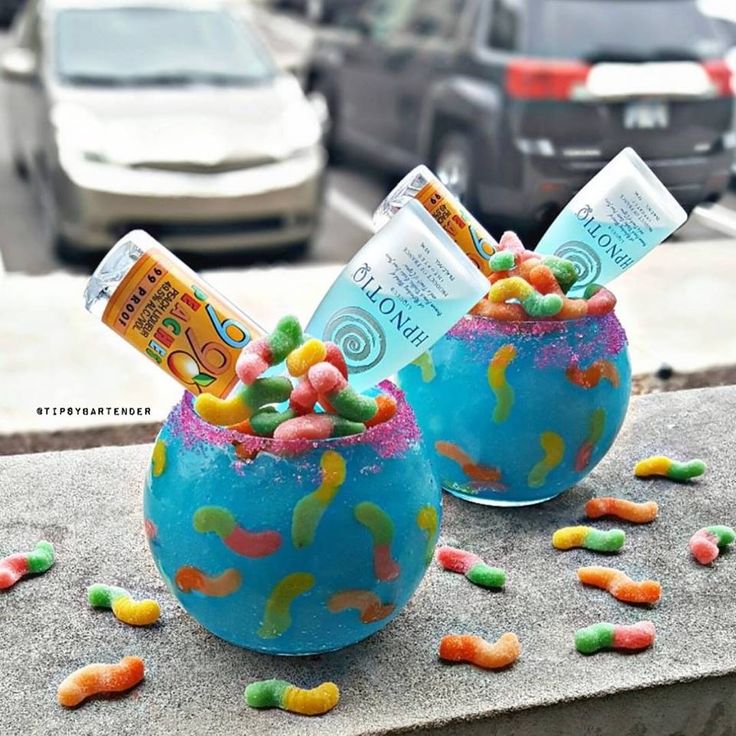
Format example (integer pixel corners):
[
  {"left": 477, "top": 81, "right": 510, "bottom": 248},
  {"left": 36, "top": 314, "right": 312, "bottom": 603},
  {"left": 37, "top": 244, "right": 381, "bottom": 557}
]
[
  {"left": 168, "top": 380, "right": 421, "bottom": 460},
  {"left": 449, "top": 311, "right": 619, "bottom": 339}
]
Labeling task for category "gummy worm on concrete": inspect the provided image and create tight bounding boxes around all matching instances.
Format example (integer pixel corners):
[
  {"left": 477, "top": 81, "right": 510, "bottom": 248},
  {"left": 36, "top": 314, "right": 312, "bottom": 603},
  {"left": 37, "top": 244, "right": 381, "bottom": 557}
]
[
  {"left": 528, "top": 432, "right": 565, "bottom": 488},
  {"left": 577, "top": 566, "right": 662, "bottom": 605},
  {"left": 575, "top": 621, "right": 656, "bottom": 654},
  {"left": 416, "top": 506, "right": 439, "bottom": 565},
  {"left": 689, "top": 525, "right": 735, "bottom": 565},
  {"left": 258, "top": 572, "right": 315, "bottom": 639},
  {"left": 327, "top": 590, "right": 395, "bottom": 623},
  {"left": 174, "top": 566, "right": 241, "bottom": 597},
  {"left": 292, "top": 451, "right": 347, "bottom": 549},
  {"left": 487, "top": 344, "right": 517, "bottom": 423},
  {"left": 193, "top": 506, "right": 281, "bottom": 558},
  {"left": 585, "top": 497, "right": 658, "bottom": 524},
  {"left": 87, "top": 583, "right": 160, "bottom": 626},
  {"left": 57, "top": 656, "right": 145, "bottom": 708},
  {"left": 0, "top": 540, "right": 55, "bottom": 590},
  {"left": 574, "top": 408, "right": 606, "bottom": 472},
  {"left": 439, "top": 632, "right": 521, "bottom": 670},
  {"left": 354, "top": 502, "right": 400, "bottom": 581},
  {"left": 437, "top": 546, "right": 506, "bottom": 589},
  {"left": 634, "top": 456, "right": 706, "bottom": 481},
  {"left": 245, "top": 679, "right": 340, "bottom": 716},
  {"left": 566, "top": 360, "right": 620, "bottom": 389},
  {"left": 552, "top": 526, "right": 626, "bottom": 553}
]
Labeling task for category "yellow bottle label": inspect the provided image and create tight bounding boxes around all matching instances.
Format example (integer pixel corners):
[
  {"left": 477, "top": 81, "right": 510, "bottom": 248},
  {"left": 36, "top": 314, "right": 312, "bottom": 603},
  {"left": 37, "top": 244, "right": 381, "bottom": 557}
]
[
  {"left": 102, "top": 246, "right": 262, "bottom": 398},
  {"left": 416, "top": 180, "right": 497, "bottom": 276}
]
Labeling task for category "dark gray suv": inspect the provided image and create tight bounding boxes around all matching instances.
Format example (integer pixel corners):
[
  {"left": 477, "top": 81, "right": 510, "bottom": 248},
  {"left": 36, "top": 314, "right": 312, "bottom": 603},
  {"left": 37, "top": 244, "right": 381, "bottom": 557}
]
[{"left": 309, "top": 0, "right": 735, "bottom": 232}]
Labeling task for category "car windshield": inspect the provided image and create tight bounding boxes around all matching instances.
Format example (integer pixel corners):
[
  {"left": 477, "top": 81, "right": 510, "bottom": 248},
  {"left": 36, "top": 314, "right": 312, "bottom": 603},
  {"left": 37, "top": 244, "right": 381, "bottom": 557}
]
[
  {"left": 526, "top": 0, "right": 729, "bottom": 60},
  {"left": 54, "top": 6, "right": 277, "bottom": 87}
]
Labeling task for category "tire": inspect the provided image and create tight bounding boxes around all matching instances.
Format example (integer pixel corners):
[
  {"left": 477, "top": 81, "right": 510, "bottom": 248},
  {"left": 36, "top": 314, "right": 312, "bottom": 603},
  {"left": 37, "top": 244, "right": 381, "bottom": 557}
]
[{"left": 432, "top": 130, "right": 479, "bottom": 214}]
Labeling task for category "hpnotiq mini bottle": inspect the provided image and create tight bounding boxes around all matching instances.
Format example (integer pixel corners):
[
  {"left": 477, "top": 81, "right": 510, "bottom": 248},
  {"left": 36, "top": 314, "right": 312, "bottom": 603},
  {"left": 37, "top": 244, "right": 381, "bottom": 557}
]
[
  {"left": 84, "top": 230, "right": 265, "bottom": 398},
  {"left": 307, "top": 200, "right": 490, "bottom": 392},
  {"left": 373, "top": 165, "right": 499, "bottom": 276}
]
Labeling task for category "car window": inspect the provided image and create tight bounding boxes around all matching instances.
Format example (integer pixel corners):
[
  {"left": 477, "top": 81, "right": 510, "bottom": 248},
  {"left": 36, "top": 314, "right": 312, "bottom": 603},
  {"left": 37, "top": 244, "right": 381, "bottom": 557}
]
[
  {"left": 54, "top": 7, "right": 277, "bottom": 86},
  {"left": 403, "top": 0, "right": 467, "bottom": 39},
  {"left": 527, "top": 0, "right": 728, "bottom": 60},
  {"left": 486, "top": 0, "right": 522, "bottom": 52}
]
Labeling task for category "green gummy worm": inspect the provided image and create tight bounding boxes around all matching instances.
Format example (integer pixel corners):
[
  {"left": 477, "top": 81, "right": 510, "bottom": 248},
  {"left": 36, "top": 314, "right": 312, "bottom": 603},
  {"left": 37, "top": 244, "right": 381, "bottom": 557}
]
[
  {"left": 26, "top": 541, "right": 55, "bottom": 574},
  {"left": 354, "top": 502, "right": 394, "bottom": 546},
  {"left": 490, "top": 252, "right": 516, "bottom": 272},
  {"left": 330, "top": 416, "right": 366, "bottom": 437},
  {"left": 193, "top": 507, "right": 236, "bottom": 538},
  {"left": 251, "top": 408, "right": 296, "bottom": 437},
  {"left": 240, "top": 377, "right": 293, "bottom": 412},
  {"left": 543, "top": 256, "right": 579, "bottom": 293},
  {"left": 668, "top": 460, "right": 706, "bottom": 481},
  {"left": 466, "top": 563, "right": 506, "bottom": 589},
  {"left": 268, "top": 316, "right": 304, "bottom": 363},
  {"left": 575, "top": 623, "right": 615, "bottom": 654},
  {"left": 330, "top": 390, "right": 378, "bottom": 423},
  {"left": 706, "top": 525, "right": 735, "bottom": 547},
  {"left": 87, "top": 583, "right": 127, "bottom": 608},
  {"left": 245, "top": 679, "right": 291, "bottom": 709},
  {"left": 584, "top": 528, "right": 626, "bottom": 552},
  {"left": 523, "top": 293, "right": 563, "bottom": 318}
]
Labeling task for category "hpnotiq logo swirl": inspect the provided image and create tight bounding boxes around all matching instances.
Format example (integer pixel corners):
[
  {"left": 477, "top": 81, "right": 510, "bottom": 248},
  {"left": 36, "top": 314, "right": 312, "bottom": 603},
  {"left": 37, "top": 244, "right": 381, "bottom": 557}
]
[
  {"left": 322, "top": 307, "right": 387, "bottom": 374},
  {"left": 554, "top": 241, "right": 602, "bottom": 287}
]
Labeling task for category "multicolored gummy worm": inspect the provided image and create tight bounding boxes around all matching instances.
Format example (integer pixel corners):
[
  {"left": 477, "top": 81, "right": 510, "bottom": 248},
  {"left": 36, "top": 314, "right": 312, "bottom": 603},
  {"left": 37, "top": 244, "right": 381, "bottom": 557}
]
[
  {"left": 306, "top": 362, "right": 378, "bottom": 423},
  {"left": 0, "top": 540, "right": 55, "bottom": 590},
  {"left": 689, "top": 525, "right": 735, "bottom": 565},
  {"left": 327, "top": 590, "right": 395, "bottom": 624},
  {"left": 439, "top": 633, "right": 521, "bottom": 670},
  {"left": 574, "top": 408, "right": 605, "bottom": 472},
  {"left": 578, "top": 566, "right": 662, "bottom": 605},
  {"left": 575, "top": 622, "right": 656, "bottom": 655},
  {"left": 354, "top": 502, "right": 400, "bottom": 581},
  {"left": 175, "top": 566, "right": 241, "bottom": 597},
  {"left": 436, "top": 546, "right": 506, "bottom": 589},
  {"left": 552, "top": 526, "right": 625, "bottom": 553},
  {"left": 487, "top": 344, "right": 517, "bottom": 423},
  {"left": 258, "top": 572, "right": 315, "bottom": 639},
  {"left": 292, "top": 451, "right": 347, "bottom": 548},
  {"left": 634, "top": 456, "right": 706, "bottom": 482},
  {"left": 245, "top": 679, "right": 339, "bottom": 716},
  {"left": 489, "top": 277, "right": 563, "bottom": 318},
  {"left": 528, "top": 432, "right": 564, "bottom": 488},
  {"left": 193, "top": 506, "right": 281, "bottom": 558},
  {"left": 87, "top": 584, "right": 161, "bottom": 626},
  {"left": 57, "top": 656, "right": 145, "bottom": 708},
  {"left": 585, "top": 497, "right": 658, "bottom": 524},
  {"left": 236, "top": 315, "right": 304, "bottom": 384}
]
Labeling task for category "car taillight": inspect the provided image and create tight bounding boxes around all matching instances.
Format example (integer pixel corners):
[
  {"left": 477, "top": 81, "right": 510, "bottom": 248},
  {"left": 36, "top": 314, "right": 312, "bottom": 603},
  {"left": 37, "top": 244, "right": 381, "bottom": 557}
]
[
  {"left": 703, "top": 60, "right": 733, "bottom": 97},
  {"left": 506, "top": 59, "right": 590, "bottom": 101}
]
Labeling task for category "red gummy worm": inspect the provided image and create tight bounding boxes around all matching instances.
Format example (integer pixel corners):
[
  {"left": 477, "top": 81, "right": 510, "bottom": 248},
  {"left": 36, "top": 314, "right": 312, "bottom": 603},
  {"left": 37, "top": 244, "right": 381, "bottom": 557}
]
[
  {"left": 374, "top": 545, "right": 400, "bottom": 582},
  {"left": 224, "top": 527, "right": 282, "bottom": 558},
  {"left": 437, "top": 546, "right": 480, "bottom": 575},
  {"left": 0, "top": 555, "right": 29, "bottom": 589}
]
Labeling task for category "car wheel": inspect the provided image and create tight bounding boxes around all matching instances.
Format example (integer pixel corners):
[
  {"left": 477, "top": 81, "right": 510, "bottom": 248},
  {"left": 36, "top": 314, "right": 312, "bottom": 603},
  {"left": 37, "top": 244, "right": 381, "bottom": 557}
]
[{"left": 433, "top": 131, "right": 479, "bottom": 213}]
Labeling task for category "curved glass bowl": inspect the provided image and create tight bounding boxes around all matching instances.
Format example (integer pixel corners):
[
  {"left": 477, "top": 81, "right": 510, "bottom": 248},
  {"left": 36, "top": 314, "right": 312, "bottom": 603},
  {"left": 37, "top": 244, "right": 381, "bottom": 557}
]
[
  {"left": 398, "top": 313, "right": 632, "bottom": 506},
  {"left": 143, "top": 382, "right": 441, "bottom": 655}
]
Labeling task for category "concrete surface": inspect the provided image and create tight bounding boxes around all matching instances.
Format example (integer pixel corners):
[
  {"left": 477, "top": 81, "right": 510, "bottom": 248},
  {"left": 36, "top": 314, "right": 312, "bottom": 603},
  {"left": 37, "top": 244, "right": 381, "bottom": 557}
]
[{"left": 0, "top": 386, "right": 734, "bottom": 735}]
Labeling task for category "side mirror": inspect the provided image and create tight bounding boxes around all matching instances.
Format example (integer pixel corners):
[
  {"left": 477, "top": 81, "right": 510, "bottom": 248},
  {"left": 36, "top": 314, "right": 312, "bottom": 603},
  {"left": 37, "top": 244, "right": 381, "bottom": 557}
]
[{"left": 1, "top": 48, "right": 38, "bottom": 83}]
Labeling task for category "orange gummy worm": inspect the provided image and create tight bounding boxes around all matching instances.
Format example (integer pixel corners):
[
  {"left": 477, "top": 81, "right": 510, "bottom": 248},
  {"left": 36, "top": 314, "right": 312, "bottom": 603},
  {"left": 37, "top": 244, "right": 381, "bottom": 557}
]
[
  {"left": 567, "top": 360, "right": 620, "bottom": 389},
  {"left": 528, "top": 264, "right": 564, "bottom": 296},
  {"left": 175, "top": 566, "right": 241, "bottom": 597},
  {"left": 365, "top": 395, "right": 398, "bottom": 428},
  {"left": 585, "top": 497, "right": 658, "bottom": 524},
  {"left": 578, "top": 566, "right": 661, "bottom": 605},
  {"left": 471, "top": 300, "right": 529, "bottom": 322},
  {"left": 57, "top": 656, "right": 144, "bottom": 707},
  {"left": 439, "top": 633, "right": 521, "bottom": 670}
]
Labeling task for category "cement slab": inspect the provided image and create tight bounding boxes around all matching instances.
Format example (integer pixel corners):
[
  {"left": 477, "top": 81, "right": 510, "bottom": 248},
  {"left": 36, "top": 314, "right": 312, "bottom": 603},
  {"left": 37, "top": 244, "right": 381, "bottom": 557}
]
[{"left": 0, "top": 386, "right": 735, "bottom": 735}]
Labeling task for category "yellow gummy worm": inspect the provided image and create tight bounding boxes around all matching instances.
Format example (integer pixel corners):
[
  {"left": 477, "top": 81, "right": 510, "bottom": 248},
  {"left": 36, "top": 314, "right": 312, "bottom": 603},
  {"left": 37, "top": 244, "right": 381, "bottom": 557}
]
[
  {"left": 411, "top": 352, "right": 436, "bottom": 383},
  {"left": 416, "top": 506, "right": 439, "bottom": 565},
  {"left": 528, "top": 432, "right": 565, "bottom": 488},
  {"left": 194, "top": 393, "right": 249, "bottom": 427},
  {"left": 552, "top": 526, "right": 590, "bottom": 549},
  {"left": 151, "top": 439, "right": 166, "bottom": 477},
  {"left": 283, "top": 682, "right": 340, "bottom": 716},
  {"left": 111, "top": 596, "right": 161, "bottom": 627},
  {"left": 487, "top": 344, "right": 517, "bottom": 423},
  {"left": 489, "top": 277, "right": 534, "bottom": 303},
  {"left": 258, "top": 572, "right": 315, "bottom": 639},
  {"left": 287, "top": 339, "right": 327, "bottom": 377}
]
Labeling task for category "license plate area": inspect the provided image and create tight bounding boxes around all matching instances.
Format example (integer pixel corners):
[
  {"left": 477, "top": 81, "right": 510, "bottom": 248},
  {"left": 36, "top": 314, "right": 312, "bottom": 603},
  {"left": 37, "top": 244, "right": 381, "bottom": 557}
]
[{"left": 623, "top": 100, "right": 670, "bottom": 129}]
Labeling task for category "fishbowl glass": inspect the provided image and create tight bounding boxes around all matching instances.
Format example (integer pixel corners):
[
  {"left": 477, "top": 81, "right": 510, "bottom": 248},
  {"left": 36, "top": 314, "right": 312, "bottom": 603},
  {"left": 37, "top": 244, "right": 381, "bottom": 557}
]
[
  {"left": 143, "top": 382, "right": 441, "bottom": 654},
  {"left": 398, "top": 313, "right": 632, "bottom": 506}
]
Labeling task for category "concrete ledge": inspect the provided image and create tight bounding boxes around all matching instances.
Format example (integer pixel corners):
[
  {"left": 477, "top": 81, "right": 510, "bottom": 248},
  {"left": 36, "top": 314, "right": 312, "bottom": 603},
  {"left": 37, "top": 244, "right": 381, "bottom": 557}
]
[{"left": 0, "top": 386, "right": 735, "bottom": 735}]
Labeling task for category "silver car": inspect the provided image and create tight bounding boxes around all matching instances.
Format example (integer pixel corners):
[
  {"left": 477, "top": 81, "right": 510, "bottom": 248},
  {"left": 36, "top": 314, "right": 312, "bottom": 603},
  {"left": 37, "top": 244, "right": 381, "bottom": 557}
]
[{"left": 1, "top": 0, "right": 326, "bottom": 258}]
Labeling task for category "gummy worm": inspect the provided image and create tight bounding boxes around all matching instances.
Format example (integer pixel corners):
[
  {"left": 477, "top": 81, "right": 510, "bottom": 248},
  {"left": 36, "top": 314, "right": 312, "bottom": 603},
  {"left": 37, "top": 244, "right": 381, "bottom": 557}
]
[
  {"left": 87, "top": 584, "right": 160, "bottom": 626},
  {"left": 245, "top": 679, "right": 339, "bottom": 716},
  {"left": 439, "top": 633, "right": 521, "bottom": 670},
  {"left": 552, "top": 525, "right": 625, "bottom": 553},
  {"left": 472, "top": 300, "right": 528, "bottom": 322},
  {"left": 689, "top": 525, "right": 735, "bottom": 565},
  {"left": 365, "top": 394, "right": 398, "bottom": 428},
  {"left": 274, "top": 413, "right": 365, "bottom": 441},
  {"left": 292, "top": 451, "right": 347, "bottom": 548},
  {"left": 258, "top": 572, "right": 315, "bottom": 639},
  {"left": 528, "top": 432, "right": 565, "bottom": 488},
  {"left": 175, "top": 566, "right": 241, "bottom": 597},
  {"left": 489, "top": 276, "right": 563, "bottom": 318},
  {"left": 250, "top": 408, "right": 297, "bottom": 437},
  {"left": 435, "top": 441, "right": 505, "bottom": 488},
  {"left": 528, "top": 264, "right": 563, "bottom": 297},
  {"left": 416, "top": 506, "right": 439, "bottom": 565},
  {"left": 585, "top": 497, "right": 658, "bottom": 524},
  {"left": 634, "top": 456, "right": 706, "bottom": 481},
  {"left": 490, "top": 251, "right": 516, "bottom": 272},
  {"left": 236, "top": 315, "right": 303, "bottom": 384},
  {"left": 307, "top": 362, "right": 378, "bottom": 422},
  {"left": 437, "top": 546, "right": 506, "bottom": 589},
  {"left": 143, "top": 519, "right": 158, "bottom": 543},
  {"left": 0, "top": 540, "right": 55, "bottom": 590},
  {"left": 151, "top": 438, "right": 167, "bottom": 477},
  {"left": 585, "top": 285, "right": 617, "bottom": 316},
  {"left": 193, "top": 506, "right": 281, "bottom": 558},
  {"left": 542, "top": 255, "right": 579, "bottom": 293},
  {"left": 566, "top": 360, "right": 620, "bottom": 390},
  {"left": 575, "top": 621, "right": 656, "bottom": 655},
  {"left": 194, "top": 376, "right": 293, "bottom": 427},
  {"left": 578, "top": 566, "right": 662, "bottom": 605},
  {"left": 327, "top": 590, "right": 395, "bottom": 623},
  {"left": 287, "top": 338, "right": 328, "bottom": 377},
  {"left": 574, "top": 408, "right": 606, "bottom": 472},
  {"left": 411, "top": 352, "right": 436, "bottom": 383},
  {"left": 487, "top": 344, "right": 517, "bottom": 423},
  {"left": 57, "top": 656, "right": 145, "bottom": 708},
  {"left": 354, "top": 502, "right": 400, "bottom": 581}
]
